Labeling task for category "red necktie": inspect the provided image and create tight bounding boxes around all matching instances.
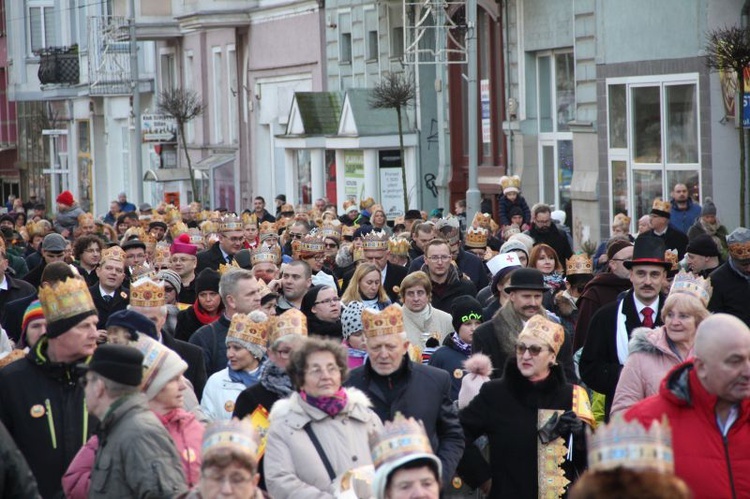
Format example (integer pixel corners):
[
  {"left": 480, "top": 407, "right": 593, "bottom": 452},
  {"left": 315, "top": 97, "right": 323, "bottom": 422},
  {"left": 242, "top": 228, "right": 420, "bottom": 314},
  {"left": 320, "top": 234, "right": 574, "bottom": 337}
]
[{"left": 642, "top": 307, "right": 654, "bottom": 328}]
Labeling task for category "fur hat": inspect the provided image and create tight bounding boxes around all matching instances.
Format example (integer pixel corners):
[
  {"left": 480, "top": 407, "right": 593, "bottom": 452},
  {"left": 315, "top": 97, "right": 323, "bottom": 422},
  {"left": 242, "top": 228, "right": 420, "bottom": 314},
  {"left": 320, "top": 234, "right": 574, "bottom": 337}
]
[
  {"left": 458, "top": 353, "right": 493, "bottom": 409},
  {"left": 341, "top": 301, "right": 365, "bottom": 339}
]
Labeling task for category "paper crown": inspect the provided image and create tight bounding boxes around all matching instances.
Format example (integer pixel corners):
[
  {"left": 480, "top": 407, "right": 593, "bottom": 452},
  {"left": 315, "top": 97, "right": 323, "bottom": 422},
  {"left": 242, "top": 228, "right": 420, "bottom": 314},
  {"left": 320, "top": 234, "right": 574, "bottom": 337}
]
[
  {"left": 362, "top": 231, "right": 389, "bottom": 251},
  {"left": 566, "top": 253, "right": 593, "bottom": 276},
  {"left": 170, "top": 222, "right": 189, "bottom": 239},
  {"left": 269, "top": 308, "right": 308, "bottom": 344},
  {"left": 26, "top": 220, "right": 48, "bottom": 238},
  {"left": 219, "top": 214, "right": 243, "bottom": 233},
  {"left": 241, "top": 212, "right": 258, "bottom": 226},
  {"left": 258, "top": 222, "right": 278, "bottom": 240},
  {"left": 465, "top": 226, "right": 488, "bottom": 249},
  {"left": 518, "top": 315, "right": 565, "bottom": 355},
  {"left": 251, "top": 245, "right": 281, "bottom": 266},
  {"left": 388, "top": 236, "right": 410, "bottom": 257},
  {"left": 208, "top": 210, "right": 222, "bottom": 222},
  {"left": 200, "top": 220, "right": 219, "bottom": 236},
  {"left": 503, "top": 225, "right": 521, "bottom": 240},
  {"left": 612, "top": 213, "right": 631, "bottom": 227},
  {"left": 342, "top": 225, "right": 357, "bottom": 238},
  {"left": 279, "top": 203, "right": 295, "bottom": 214},
  {"left": 369, "top": 412, "right": 435, "bottom": 470},
  {"left": 499, "top": 175, "right": 521, "bottom": 193},
  {"left": 320, "top": 223, "right": 342, "bottom": 241},
  {"left": 664, "top": 249, "right": 679, "bottom": 271},
  {"left": 651, "top": 199, "right": 671, "bottom": 217},
  {"left": 360, "top": 197, "right": 376, "bottom": 210},
  {"left": 587, "top": 414, "right": 674, "bottom": 473},
  {"left": 218, "top": 261, "right": 241, "bottom": 275},
  {"left": 472, "top": 212, "right": 493, "bottom": 230},
  {"left": 436, "top": 216, "right": 460, "bottom": 232},
  {"left": 164, "top": 205, "right": 182, "bottom": 224},
  {"left": 129, "top": 277, "right": 166, "bottom": 308},
  {"left": 362, "top": 304, "right": 405, "bottom": 338},
  {"left": 123, "top": 226, "right": 147, "bottom": 241},
  {"left": 202, "top": 419, "right": 259, "bottom": 460},
  {"left": 130, "top": 264, "right": 157, "bottom": 283},
  {"left": 77, "top": 212, "right": 95, "bottom": 225},
  {"left": 668, "top": 270, "right": 713, "bottom": 307},
  {"left": 154, "top": 244, "right": 171, "bottom": 265},
  {"left": 187, "top": 228, "right": 204, "bottom": 246},
  {"left": 39, "top": 277, "right": 96, "bottom": 324},
  {"left": 343, "top": 199, "right": 357, "bottom": 210},
  {"left": 298, "top": 234, "right": 325, "bottom": 255},
  {"left": 101, "top": 246, "right": 126, "bottom": 264},
  {"left": 728, "top": 241, "right": 750, "bottom": 261},
  {"left": 228, "top": 311, "right": 269, "bottom": 347}
]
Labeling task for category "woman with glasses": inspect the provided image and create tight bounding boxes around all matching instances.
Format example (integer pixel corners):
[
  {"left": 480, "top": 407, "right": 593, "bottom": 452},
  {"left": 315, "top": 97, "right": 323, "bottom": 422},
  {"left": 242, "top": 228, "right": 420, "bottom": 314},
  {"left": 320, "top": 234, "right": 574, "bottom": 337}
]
[
  {"left": 265, "top": 338, "right": 382, "bottom": 499},
  {"left": 341, "top": 262, "right": 391, "bottom": 311},
  {"left": 301, "top": 285, "right": 343, "bottom": 339},
  {"left": 460, "top": 315, "right": 591, "bottom": 498}
]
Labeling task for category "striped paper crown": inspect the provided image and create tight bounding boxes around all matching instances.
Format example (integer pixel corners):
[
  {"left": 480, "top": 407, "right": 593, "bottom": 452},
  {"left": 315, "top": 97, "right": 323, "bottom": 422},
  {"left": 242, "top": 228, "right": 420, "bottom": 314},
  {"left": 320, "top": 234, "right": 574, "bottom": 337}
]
[
  {"left": 220, "top": 214, "right": 243, "bottom": 233},
  {"left": 269, "top": 308, "right": 308, "bottom": 344},
  {"left": 465, "top": 226, "right": 488, "bottom": 248},
  {"left": 39, "top": 277, "right": 96, "bottom": 324},
  {"left": 668, "top": 270, "right": 713, "bottom": 307},
  {"left": 362, "top": 304, "right": 404, "bottom": 338},
  {"left": 362, "top": 231, "right": 389, "bottom": 251},
  {"left": 129, "top": 277, "right": 166, "bottom": 308},
  {"left": 369, "top": 413, "right": 434, "bottom": 469},
  {"left": 202, "top": 419, "right": 259, "bottom": 460},
  {"left": 388, "top": 236, "right": 410, "bottom": 256},
  {"left": 566, "top": 253, "right": 593, "bottom": 276},
  {"left": 587, "top": 414, "right": 674, "bottom": 474}
]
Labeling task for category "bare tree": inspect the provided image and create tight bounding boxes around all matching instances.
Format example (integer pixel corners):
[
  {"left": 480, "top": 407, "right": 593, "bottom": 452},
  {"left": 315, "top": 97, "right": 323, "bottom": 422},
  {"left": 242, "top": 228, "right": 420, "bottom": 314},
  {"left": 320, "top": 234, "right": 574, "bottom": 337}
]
[
  {"left": 706, "top": 25, "right": 750, "bottom": 225},
  {"left": 370, "top": 71, "right": 416, "bottom": 210},
  {"left": 158, "top": 87, "right": 204, "bottom": 203}
]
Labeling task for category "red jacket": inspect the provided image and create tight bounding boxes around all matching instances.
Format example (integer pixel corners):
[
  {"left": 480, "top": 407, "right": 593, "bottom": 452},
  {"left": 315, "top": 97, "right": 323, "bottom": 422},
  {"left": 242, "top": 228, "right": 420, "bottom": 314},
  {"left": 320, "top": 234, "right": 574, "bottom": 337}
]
[{"left": 626, "top": 361, "right": 750, "bottom": 499}]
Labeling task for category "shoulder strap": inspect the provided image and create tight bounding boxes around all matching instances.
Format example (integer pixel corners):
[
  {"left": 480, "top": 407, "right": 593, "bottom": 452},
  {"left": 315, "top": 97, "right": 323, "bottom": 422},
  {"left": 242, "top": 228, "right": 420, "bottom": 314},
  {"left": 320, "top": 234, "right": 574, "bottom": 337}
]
[{"left": 304, "top": 423, "right": 336, "bottom": 481}]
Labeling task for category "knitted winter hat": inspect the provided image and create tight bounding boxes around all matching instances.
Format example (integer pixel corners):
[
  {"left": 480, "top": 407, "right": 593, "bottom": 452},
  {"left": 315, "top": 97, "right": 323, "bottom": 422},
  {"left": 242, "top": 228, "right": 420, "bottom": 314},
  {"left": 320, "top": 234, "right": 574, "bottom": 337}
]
[
  {"left": 21, "top": 300, "right": 44, "bottom": 336},
  {"left": 195, "top": 268, "right": 221, "bottom": 294},
  {"left": 341, "top": 301, "right": 366, "bottom": 339},
  {"left": 458, "top": 353, "right": 493, "bottom": 409},
  {"left": 450, "top": 296, "right": 483, "bottom": 332},
  {"left": 56, "top": 190, "right": 74, "bottom": 206},
  {"left": 134, "top": 334, "right": 188, "bottom": 400},
  {"left": 701, "top": 197, "right": 717, "bottom": 217},
  {"left": 156, "top": 269, "right": 183, "bottom": 294}
]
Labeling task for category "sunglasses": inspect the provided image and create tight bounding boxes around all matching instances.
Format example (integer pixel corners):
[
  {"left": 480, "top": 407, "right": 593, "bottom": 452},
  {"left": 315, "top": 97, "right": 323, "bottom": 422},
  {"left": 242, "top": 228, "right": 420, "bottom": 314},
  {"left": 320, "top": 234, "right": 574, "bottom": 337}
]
[{"left": 515, "top": 343, "right": 548, "bottom": 356}]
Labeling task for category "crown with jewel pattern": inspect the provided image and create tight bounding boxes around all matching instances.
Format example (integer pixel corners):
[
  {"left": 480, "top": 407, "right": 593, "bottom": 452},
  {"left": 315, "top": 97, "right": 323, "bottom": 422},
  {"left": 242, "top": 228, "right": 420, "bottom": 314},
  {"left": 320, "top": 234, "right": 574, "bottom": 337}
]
[
  {"left": 518, "top": 315, "right": 565, "bottom": 355},
  {"left": 269, "top": 308, "right": 308, "bottom": 344},
  {"left": 668, "top": 270, "right": 713, "bottom": 307},
  {"left": 465, "top": 226, "right": 488, "bottom": 249},
  {"left": 39, "top": 277, "right": 96, "bottom": 324},
  {"left": 587, "top": 414, "right": 674, "bottom": 473},
  {"left": 170, "top": 222, "right": 189, "bottom": 239},
  {"left": 298, "top": 234, "right": 325, "bottom": 255},
  {"left": 241, "top": 212, "right": 258, "bottom": 226},
  {"left": 362, "top": 304, "right": 405, "bottom": 338},
  {"left": 219, "top": 214, "right": 243, "bottom": 233},
  {"left": 101, "top": 246, "right": 126, "bottom": 264},
  {"left": 499, "top": 175, "right": 521, "bottom": 193},
  {"left": 369, "top": 412, "right": 436, "bottom": 470},
  {"left": 251, "top": 245, "right": 281, "bottom": 266},
  {"left": 320, "top": 223, "right": 342, "bottom": 241},
  {"left": 566, "top": 253, "right": 593, "bottom": 276},
  {"left": 258, "top": 221, "right": 278, "bottom": 241},
  {"left": 129, "top": 277, "right": 166, "bottom": 308},
  {"left": 187, "top": 228, "right": 204, "bottom": 246},
  {"left": 202, "top": 419, "right": 259, "bottom": 461},
  {"left": 471, "top": 212, "right": 493, "bottom": 230},
  {"left": 362, "top": 231, "right": 389, "bottom": 251},
  {"left": 228, "top": 311, "right": 269, "bottom": 348},
  {"left": 388, "top": 236, "right": 410, "bottom": 257},
  {"left": 130, "top": 264, "right": 157, "bottom": 283}
]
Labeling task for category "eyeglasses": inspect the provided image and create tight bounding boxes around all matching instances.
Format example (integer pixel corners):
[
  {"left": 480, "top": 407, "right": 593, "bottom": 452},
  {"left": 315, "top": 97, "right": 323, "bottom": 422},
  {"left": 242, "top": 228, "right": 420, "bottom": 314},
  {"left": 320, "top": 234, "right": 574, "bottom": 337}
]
[
  {"left": 315, "top": 296, "right": 341, "bottom": 306},
  {"left": 324, "top": 243, "right": 338, "bottom": 249},
  {"left": 289, "top": 232, "right": 306, "bottom": 239},
  {"left": 305, "top": 365, "right": 341, "bottom": 377},
  {"left": 203, "top": 472, "right": 254, "bottom": 487},
  {"left": 515, "top": 343, "right": 548, "bottom": 356},
  {"left": 427, "top": 255, "right": 451, "bottom": 262}
]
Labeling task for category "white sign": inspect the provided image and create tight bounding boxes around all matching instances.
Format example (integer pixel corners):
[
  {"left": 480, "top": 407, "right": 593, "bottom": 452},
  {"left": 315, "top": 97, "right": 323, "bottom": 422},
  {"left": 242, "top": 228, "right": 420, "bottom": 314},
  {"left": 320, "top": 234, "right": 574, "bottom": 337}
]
[
  {"left": 379, "top": 167, "right": 405, "bottom": 219},
  {"left": 141, "top": 114, "right": 178, "bottom": 143},
  {"left": 480, "top": 79, "right": 491, "bottom": 144}
]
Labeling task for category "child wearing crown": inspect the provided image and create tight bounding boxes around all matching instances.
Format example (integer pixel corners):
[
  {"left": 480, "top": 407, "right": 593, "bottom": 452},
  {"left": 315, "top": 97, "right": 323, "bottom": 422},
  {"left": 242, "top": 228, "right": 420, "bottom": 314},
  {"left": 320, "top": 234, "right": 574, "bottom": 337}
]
[{"left": 498, "top": 175, "right": 531, "bottom": 228}]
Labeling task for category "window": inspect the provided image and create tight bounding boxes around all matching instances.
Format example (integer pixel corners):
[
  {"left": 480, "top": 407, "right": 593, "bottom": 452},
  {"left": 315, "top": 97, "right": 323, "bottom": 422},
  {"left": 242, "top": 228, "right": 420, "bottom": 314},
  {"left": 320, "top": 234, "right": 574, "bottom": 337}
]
[
  {"left": 607, "top": 74, "right": 701, "bottom": 225},
  {"left": 28, "top": 1, "right": 55, "bottom": 53},
  {"left": 537, "top": 50, "right": 575, "bottom": 209},
  {"left": 212, "top": 48, "right": 223, "bottom": 143},
  {"left": 184, "top": 51, "right": 195, "bottom": 143},
  {"left": 339, "top": 12, "right": 352, "bottom": 64},
  {"left": 389, "top": 4, "right": 404, "bottom": 59},
  {"left": 160, "top": 51, "right": 175, "bottom": 90},
  {"left": 365, "top": 8, "right": 378, "bottom": 61},
  {"left": 227, "top": 46, "right": 238, "bottom": 144}
]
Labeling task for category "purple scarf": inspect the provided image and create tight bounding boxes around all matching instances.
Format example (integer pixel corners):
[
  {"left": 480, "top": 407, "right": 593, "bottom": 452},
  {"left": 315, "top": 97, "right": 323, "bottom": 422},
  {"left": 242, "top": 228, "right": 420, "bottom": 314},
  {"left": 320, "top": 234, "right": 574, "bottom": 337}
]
[{"left": 300, "top": 387, "right": 348, "bottom": 417}]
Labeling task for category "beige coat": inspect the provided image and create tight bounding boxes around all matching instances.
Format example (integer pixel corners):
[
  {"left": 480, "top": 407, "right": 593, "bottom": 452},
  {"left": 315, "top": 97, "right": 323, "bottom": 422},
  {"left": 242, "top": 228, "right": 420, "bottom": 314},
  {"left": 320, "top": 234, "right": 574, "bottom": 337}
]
[
  {"left": 402, "top": 305, "right": 454, "bottom": 348},
  {"left": 265, "top": 387, "right": 382, "bottom": 499}
]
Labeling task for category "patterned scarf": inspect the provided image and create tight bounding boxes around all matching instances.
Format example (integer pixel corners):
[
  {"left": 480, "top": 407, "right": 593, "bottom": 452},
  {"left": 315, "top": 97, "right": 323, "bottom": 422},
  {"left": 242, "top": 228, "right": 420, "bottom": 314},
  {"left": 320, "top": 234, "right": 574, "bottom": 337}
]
[
  {"left": 450, "top": 332, "right": 472, "bottom": 356},
  {"left": 227, "top": 364, "right": 263, "bottom": 387},
  {"left": 543, "top": 272, "right": 565, "bottom": 291},
  {"left": 260, "top": 362, "right": 294, "bottom": 397},
  {"left": 300, "top": 387, "right": 348, "bottom": 417}
]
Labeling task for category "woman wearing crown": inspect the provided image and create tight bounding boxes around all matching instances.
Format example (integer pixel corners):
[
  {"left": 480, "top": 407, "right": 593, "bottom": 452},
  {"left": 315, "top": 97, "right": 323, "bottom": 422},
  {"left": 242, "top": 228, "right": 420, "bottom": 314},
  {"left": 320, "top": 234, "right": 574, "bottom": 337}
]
[{"left": 610, "top": 271, "right": 711, "bottom": 416}]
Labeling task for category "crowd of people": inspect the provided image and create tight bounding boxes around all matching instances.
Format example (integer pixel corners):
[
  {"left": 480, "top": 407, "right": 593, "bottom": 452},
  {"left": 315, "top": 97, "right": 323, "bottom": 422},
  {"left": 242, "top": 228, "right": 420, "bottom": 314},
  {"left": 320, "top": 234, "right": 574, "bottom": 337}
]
[{"left": 0, "top": 178, "right": 747, "bottom": 498}]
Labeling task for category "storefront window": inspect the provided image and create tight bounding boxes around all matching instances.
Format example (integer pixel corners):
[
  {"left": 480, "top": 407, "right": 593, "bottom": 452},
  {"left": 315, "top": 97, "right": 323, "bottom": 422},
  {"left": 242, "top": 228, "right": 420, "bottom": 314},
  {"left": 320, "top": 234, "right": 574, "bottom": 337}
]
[
  {"left": 611, "top": 160, "right": 628, "bottom": 217},
  {"left": 608, "top": 84, "right": 627, "bottom": 148},
  {"left": 666, "top": 84, "right": 698, "bottom": 163},
  {"left": 555, "top": 53, "right": 575, "bottom": 132},
  {"left": 296, "top": 150, "right": 312, "bottom": 205},
  {"left": 633, "top": 169, "right": 663, "bottom": 221},
  {"left": 632, "top": 86, "right": 661, "bottom": 163},
  {"left": 325, "top": 150, "right": 337, "bottom": 205}
]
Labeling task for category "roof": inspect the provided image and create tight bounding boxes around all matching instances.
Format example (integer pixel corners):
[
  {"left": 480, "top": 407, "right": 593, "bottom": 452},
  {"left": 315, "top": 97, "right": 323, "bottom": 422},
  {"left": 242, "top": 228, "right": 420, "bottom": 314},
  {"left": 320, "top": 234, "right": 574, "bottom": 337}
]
[
  {"left": 340, "top": 88, "right": 412, "bottom": 136},
  {"left": 287, "top": 92, "right": 343, "bottom": 136}
]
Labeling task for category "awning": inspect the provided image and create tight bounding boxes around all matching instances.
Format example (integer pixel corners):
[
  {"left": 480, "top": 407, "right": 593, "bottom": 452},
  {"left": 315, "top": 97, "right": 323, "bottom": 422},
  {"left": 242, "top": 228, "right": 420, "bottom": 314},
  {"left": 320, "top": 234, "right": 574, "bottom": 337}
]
[
  {"left": 193, "top": 153, "right": 235, "bottom": 171},
  {"left": 143, "top": 168, "right": 208, "bottom": 182}
]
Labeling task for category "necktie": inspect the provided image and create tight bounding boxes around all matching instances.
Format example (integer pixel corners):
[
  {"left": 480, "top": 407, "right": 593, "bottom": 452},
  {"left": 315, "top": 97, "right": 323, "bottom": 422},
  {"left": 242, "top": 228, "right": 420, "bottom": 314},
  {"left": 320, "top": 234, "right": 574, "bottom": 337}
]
[
  {"left": 103, "top": 295, "right": 113, "bottom": 304},
  {"left": 226, "top": 254, "right": 234, "bottom": 264},
  {"left": 642, "top": 307, "right": 654, "bottom": 328}
]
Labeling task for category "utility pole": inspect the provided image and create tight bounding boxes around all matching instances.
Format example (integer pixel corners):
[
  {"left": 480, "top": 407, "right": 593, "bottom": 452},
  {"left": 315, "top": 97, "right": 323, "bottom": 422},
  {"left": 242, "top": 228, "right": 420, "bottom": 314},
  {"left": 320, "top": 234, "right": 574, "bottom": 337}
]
[
  {"left": 465, "top": 0, "right": 480, "bottom": 220},
  {"left": 129, "top": 0, "right": 143, "bottom": 203}
]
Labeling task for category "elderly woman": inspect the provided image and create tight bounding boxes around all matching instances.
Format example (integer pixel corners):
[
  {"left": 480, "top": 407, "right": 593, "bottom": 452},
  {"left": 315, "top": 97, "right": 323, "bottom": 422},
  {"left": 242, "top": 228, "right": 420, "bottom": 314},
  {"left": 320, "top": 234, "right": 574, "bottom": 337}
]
[
  {"left": 264, "top": 338, "right": 382, "bottom": 498},
  {"left": 301, "top": 285, "right": 343, "bottom": 339},
  {"left": 341, "top": 262, "right": 391, "bottom": 311},
  {"left": 460, "top": 315, "right": 591, "bottom": 498},
  {"left": 399, "top": 271, "right": 453, "bottom": 349},
  {"left": 610, "top": 274, "right": 711, "bottom": 415}
]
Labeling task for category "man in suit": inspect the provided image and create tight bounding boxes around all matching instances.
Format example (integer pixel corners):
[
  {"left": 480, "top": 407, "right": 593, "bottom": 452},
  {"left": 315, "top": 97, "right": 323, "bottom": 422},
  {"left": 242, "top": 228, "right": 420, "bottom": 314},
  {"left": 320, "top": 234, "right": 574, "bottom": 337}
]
[
  {"left": 90, "top": 246, "right": 129, "bottom": 330},
  {"left": 580, "top": 235, "right": 670, "bottom": 421},
  {"left": 0, "top": 246, "right": 35, "bottom": 311},
  {"left": 128, "top": 276, "right": 208, "bottom": 399},
  {"left": 196, "top": 214, "right": 245, "bottom": 273}
]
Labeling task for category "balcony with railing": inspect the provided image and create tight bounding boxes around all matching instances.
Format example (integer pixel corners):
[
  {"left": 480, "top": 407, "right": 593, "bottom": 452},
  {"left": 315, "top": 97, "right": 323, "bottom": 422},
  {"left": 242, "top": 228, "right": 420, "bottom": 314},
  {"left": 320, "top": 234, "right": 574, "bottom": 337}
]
[{"left": 37, "top": 45, "right": 80, "bottom": 85}]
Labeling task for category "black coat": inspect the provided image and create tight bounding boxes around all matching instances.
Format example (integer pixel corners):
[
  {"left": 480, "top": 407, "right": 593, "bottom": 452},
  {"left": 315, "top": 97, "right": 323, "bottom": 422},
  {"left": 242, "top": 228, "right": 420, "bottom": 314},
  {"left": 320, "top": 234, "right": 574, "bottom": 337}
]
[
  {"left": 21, "top": 261, "right": 46, "bottom": 290},
  {"left": 0, "top": 419, "right": 40, "bottom": 498},
  {"left": 162, "top": 331, "right": 207, "bottom": 400},
  {"left": 708, "top": 262, "right": 750, "bottom": 327},
  {"left": 344, "top": 357, "right": 465, "bottom": 485},
  {"left": 196, "top": 244, "right": 229, "bottom": 274},
  {"left": 525, "top": 225, "right": 573, "bottom": 264},
  {"left": 579, "top": 289, "right": 665, "bottom": 420},
  {"left": 89, "top": 284, "right": 129, "bottom": 330},
  {"left": 189, "top": 315, "right": 231, "bottom": 376},
  {"left": 428, "top": 335, "right": 470, "bottom": 401},
  {"left": 383, "top": 262, "right": 408, "bottom": 304},
  {"left": 0, "top": 340, "right": 97, "bottom": 499},
  {"left": 646, "top": 227, "right": 689, "bottom": 259},
  {"left": 175, "top": 306, "right": 205, "bottom": 342},
  {"left": 459, "top": 361, "right": 585, "bottom": 499},
  {"left": 0, "top": 293, "right": 37, "bottom": 342},
  {"left": 0, "top": 275, "right": 35, "bottom": 317},
  {"left": 73, "top": 264, "right": 99, "bottom": 288}
]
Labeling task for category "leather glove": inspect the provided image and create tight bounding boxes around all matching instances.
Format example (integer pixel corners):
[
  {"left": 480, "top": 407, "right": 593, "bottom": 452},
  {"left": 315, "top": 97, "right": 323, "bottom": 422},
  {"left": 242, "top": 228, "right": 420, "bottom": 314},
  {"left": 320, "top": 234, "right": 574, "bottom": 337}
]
[
  {"left": 538, "top": 412, "right": 560, "bottom": 444},
  {"left": 555, "top": 410, "right": 584, "bottom": 440}
]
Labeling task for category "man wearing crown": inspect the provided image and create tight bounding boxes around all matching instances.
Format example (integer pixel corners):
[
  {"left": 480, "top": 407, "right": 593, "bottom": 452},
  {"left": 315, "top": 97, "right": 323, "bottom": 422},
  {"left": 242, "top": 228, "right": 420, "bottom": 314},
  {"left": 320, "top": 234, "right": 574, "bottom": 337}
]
[
  {"left": 626, "top": 314, "right": 750, "bottom": 497},
  {"left": 708, "top": 227, "right": 750, "bottom": 327},
  {"left": 90, "top": 246, "right": 129, "bottom": 330},
  {"left": 196, "top": 215, "right": 246, "bottom": 273},
  {"left": 646, "top": 198, "right": 688, "bottom": 259},
  {"left": 580, "top": 236, "right": 669, "bottom": 421},
  {"left": 344, "top": 304, "right": 465, "bottom": 489},
  {"left": 0, "top": 276, "right": 99, "bottom": 498}
]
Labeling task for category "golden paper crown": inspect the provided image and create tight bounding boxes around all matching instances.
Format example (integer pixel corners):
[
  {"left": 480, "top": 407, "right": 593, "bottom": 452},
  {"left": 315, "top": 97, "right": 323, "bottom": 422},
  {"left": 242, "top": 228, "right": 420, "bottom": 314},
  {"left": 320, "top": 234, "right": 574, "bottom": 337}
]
[
  {"left": 566, "top": 253, "right": 593, "bottom": 276},
  {"left": 471, "top": 212, "right": 493, "bottom": 230},
  {"left": 187, "top": 228, "right": 204, "bottom": 246},
  {"left": 499, "top": 175, "right": 521, "bottom": 193},
  {"left": 360, "top": 197, "right": 375, "bottom": 210},
  {"left": 251, "top": 245, "right": 281, "bottom": 266},
  {"left": 209, "top": 210, "right": 222, "bottom": 222},
  {"left": 465, "top": 226, "right": 488, "bottom": 249},
  {"left": 202, "top": 419, "right": 259, "bottom": 460},
  {"left": 154, "top": 244, "right": 171, "bottom": 266},
  {"left": 228, "top": 311, "right": 269, "bottom": 347},
  {"left": 280, "top": 203, "right": 295, "bottom": 214},
  {"left": 612, "top": 213, "right": 631, "bottom": 228},
  {"left": 320, "top": 223, "right": 342, "bottom": 241},
  {"left": 219, "top": 214, "right": 243, "bottom": 233},
  {"left": 101, "top": 246, "right": 126, "bottom": 264},
  {"left": 299, "top": 234, "right": 325, "bottom": 254},
  {"left": 259, "top": 221, "right": 278, "bottom": 240},
  {"left": 668, "top": 270, "right": 713, "bottom": 307},
  {"left": 518, "top": 315, "right": 565, "bottom": 355},
  {"left": 164, "top": 205, "right": 182, "bottom": 224},
  {"left": 200, "top": 220, "right": 219, "bottom": 236},
  {"left": 170, "top": 222, "right": 189, "bottom": 239},
  {"left": 269, "top": 308, "right": 308, "bottom": 344},
  {"left": 241, "top": 212, "right": 258, "bottom": 226},
  {"left": 130, "top": 264, "right": 157, "bottom": 283},
  {"left": 729, "top": 241, "right": 750, "bottom": 261},
  {"left": 362, "top": 304, "right": 404, "bottom": 338},
  {"left": 141, "top": 232, "right": 157, "bottom": 250},
  {"left": 664, "top": 249, "right": 679, "bottom": 271},
  {"left": 77, "top": 212, "right": 94, "bottom": 225},
  {"left": 343, "top": 199, "right": 357, "bottom": 210},
  {"left": 129, "top": 277, "right": 166, "bottom": 308},
  {"left": 39, "top": 277, "right": 96, "bottom": 323},
  {"left": 587, "top": 414, "right": 674, "bottom": 473},
  {"left": 362, "top": 231, "right": 389, "bottom": 251},
  {"left": 123, "top": 226, "right": 147, "bottom": 241},
  {"left": 388, "top": 236, "right": 410, "bottom": 257},
  {"left": 26, "top": 220, "right": 48, "bottom": 238},
  {"left": 353, "top": 246, "right": 365, "bottom": 262},
  {"left": 369, "top": 413, "right": 434, "bottom": 469},
  {"left": 218, "top": 261, "right": 241, "bottom": 275},
  {"left": 342, "top": 225, "right": 357, "bottom": 238},
  {"left": 651, "top": 199, "right": 671, "bottom": 215}
]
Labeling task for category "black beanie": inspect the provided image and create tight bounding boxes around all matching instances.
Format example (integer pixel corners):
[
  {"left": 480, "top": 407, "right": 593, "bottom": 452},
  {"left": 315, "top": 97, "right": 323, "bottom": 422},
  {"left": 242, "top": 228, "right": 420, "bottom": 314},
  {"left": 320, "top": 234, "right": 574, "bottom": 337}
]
[
  {"left": 195, "top": 268, "right": 221, "bottom": 294},
  {"left": 686, "top": 234, "right": 720, "bottom": 258},
  {"left": 450, "top": 296, "right": 483, "bottom": 332}
]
